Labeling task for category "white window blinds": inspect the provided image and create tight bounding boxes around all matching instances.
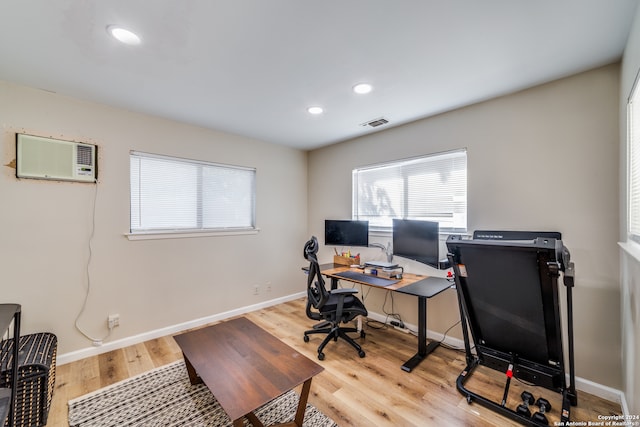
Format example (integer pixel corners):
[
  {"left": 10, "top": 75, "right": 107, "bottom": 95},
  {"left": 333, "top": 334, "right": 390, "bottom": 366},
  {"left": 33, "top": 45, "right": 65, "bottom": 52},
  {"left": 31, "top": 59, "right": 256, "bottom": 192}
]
[
  {"left": 352, "top": 149, "right": 467, "bottom": 232},
  {"left": 130, "top": 151, "right": 256, "bottom": 233},
  {"left": 629, "top": 76, "right": 640, "bottom": 242}
]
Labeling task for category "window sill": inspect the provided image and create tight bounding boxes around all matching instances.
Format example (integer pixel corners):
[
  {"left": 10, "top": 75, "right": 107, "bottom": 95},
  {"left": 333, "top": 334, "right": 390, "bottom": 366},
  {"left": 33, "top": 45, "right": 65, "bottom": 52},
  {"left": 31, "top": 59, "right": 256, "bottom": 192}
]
[
  {"left": 126, "top": 228, "right": 260, "bottom": 241},
  {"left": 619, "top": 240, "right": 640, "bottom": 264}
]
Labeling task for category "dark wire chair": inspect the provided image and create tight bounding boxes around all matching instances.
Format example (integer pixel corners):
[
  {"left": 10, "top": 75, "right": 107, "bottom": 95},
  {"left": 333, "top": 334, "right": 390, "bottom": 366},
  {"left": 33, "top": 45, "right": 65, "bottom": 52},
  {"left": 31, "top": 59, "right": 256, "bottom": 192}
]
[{"left": 303, "top": 236, "right": 367, "bottom": 360}]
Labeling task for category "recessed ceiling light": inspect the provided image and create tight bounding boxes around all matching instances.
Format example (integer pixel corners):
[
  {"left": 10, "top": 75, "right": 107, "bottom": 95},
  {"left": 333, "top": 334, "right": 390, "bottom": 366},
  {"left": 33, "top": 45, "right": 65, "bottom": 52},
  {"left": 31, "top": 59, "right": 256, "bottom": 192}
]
[
  {"left": 107, "top": 25, "right": 141, "bottom": 45},
  {"left": 353, "top": 83, "right": 373, "bottom": 94},
  {"left": 307, "top": 106, "right": 324, "bottom": 115}
]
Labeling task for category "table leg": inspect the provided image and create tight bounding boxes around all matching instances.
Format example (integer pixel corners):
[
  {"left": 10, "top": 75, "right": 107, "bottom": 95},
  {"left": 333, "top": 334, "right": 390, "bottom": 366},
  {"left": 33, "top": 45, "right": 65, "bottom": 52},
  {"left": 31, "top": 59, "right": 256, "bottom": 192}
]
[
  {"left": 401, "top": 295, "right": 440, "bottom": 372},
  {"left": 245, "top": 412, "right": 264, "bottom": 427},
  {"left": 182, "top": 353, "right": 202, "bottom": 385},
  {"left": 294, "top": 378, "right": 313, "bottom": 426},
  {"left": 245, "top": 379, "right": 313, "bottom": 427}
]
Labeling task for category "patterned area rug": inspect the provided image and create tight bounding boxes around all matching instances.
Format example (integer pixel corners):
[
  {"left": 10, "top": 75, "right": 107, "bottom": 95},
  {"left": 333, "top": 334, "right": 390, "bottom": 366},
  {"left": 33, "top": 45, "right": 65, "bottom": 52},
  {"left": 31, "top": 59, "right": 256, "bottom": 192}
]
[{"left": 68, "top": 360, "right": 337, "bottom": 427}]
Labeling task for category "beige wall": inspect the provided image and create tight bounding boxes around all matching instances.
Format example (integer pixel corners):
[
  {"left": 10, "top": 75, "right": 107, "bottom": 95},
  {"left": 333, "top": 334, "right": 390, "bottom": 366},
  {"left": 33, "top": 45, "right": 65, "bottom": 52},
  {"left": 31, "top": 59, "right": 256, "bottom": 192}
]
[
  {"left": 308, "top": 64, "right": 621, "bottom": 389},
  {"left": 0, "top": 81, "right": 308, "bottom": 355},
  {"left": 620, "top": 4, "right": 640, "bottom": 415}
]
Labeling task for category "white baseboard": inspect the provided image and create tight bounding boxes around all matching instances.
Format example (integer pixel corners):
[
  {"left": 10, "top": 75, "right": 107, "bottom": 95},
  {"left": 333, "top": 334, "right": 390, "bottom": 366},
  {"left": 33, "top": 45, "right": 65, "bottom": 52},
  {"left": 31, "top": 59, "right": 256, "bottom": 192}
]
[
  {"left": 58, "top": 295, "right": 627, "bottom": 413},
  {"left": 57, "top": 291, "right": 306, "bottom": 365},
  {"left": 573, "top": 376, "right": 628, "bottom": 414}
]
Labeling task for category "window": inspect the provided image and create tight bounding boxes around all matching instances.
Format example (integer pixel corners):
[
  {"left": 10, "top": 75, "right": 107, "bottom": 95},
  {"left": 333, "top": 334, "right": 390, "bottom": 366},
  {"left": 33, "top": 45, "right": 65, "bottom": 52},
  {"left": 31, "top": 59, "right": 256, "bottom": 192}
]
[
  {"left": 130, "top": 151, "right": 256, "bottom": 234},
  {"left": 352, "top": 149, "right": 467, "bottom": 232},
  {"left": 628, "top": 73, "right": 640, "bottom": 243}
]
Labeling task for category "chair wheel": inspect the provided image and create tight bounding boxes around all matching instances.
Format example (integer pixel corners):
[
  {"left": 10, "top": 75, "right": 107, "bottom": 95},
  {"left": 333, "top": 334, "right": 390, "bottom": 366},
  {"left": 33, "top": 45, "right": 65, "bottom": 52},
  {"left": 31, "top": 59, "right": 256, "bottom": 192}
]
[
  {"left": 358, "top": 350, "right": 366, "bottom": 358},
  {"left": 318, "top": 352, "right": 325, "bottom": 360},
  {"left": 303, "top": 335, "right": 309, "bottom": 342}
]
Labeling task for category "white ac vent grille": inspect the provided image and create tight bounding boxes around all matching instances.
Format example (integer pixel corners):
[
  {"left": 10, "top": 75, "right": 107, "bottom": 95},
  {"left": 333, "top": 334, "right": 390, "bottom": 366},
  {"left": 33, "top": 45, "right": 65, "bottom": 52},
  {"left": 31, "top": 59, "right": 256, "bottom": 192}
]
[
  {"left": 77, "top": 145, "right": 93, "bottom": 166},
  {"left": 361, "top": 117, "right": 389, "bottom": 128}
]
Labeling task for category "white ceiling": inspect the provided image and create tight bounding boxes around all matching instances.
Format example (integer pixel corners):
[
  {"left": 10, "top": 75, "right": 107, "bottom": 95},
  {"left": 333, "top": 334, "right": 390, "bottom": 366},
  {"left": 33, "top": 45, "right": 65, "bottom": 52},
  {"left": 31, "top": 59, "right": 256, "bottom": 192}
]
[{"left": 0, "top": 1, "right": 637, "bottom": 150}]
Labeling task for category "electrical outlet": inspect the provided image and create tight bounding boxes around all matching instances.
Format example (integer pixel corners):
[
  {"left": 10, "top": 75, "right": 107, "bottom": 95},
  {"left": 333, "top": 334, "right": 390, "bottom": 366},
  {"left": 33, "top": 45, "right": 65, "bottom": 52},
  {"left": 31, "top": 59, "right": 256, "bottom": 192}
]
[
  {"left": 108, "top": 314, "right": 120, "bottom": 329},
  {"left": 253, "top": 285, "right": 259, "bottom": 295},
  {"left": 266, "top": 282, "right": 271, "bottom": 292}
]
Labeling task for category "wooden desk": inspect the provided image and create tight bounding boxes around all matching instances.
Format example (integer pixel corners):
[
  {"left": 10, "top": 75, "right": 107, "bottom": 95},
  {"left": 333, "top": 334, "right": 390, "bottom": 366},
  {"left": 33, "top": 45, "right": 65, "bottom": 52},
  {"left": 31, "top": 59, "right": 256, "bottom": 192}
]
[
  {"left": 173, "top": 317, "right": 324, "bottom": 427},
  {"left": 319, "top": 264, "right": 453, "bottom": 372}
]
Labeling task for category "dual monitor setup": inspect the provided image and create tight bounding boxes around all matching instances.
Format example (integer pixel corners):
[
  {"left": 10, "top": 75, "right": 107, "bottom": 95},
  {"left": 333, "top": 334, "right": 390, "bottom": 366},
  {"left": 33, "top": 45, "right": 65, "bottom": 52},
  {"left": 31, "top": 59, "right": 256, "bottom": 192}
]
[{"left": 324, "top": 219, "right": 442, "bottom": 269}]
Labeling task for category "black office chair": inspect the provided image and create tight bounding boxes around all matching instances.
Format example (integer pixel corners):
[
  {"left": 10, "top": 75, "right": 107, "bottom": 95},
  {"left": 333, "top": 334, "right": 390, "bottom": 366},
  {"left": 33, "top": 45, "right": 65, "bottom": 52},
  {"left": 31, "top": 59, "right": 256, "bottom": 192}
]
[{"left": 303, "top": 236, "right": 367, "bottom": 360}]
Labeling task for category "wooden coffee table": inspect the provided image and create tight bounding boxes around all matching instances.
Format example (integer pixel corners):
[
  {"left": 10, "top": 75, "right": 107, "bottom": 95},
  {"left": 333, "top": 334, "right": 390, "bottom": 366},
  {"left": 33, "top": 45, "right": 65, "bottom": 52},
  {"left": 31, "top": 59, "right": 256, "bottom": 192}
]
[{"left": 173, "top": 317, "right": 324, "bottom": 427}]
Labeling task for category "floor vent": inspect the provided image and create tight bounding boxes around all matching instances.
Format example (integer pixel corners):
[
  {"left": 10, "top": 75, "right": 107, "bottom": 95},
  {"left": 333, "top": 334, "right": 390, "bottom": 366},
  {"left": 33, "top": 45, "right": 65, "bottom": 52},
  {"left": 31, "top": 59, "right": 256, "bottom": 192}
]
[{"left": 360, "top": 117, "right": 389, "bottom": 128}]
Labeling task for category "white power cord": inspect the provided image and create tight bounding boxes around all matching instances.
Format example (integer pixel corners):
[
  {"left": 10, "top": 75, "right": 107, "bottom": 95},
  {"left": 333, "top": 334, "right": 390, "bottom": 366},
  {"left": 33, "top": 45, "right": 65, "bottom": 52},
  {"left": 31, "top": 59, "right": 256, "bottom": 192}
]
[{"left": 74, "top": 182, "right": 112, "bottom": 345}]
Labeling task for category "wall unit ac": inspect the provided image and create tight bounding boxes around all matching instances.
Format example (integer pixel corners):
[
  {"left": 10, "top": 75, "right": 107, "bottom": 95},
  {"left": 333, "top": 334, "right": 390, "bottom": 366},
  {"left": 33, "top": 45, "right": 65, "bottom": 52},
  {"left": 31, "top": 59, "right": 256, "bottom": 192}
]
[{"left": 16, "top": 134, "right": 97, "bottom": 183}]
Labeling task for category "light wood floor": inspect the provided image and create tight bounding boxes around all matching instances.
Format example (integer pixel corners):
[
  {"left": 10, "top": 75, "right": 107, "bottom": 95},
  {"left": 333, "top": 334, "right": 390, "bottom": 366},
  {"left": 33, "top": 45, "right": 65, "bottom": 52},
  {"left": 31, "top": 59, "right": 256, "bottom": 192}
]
[{"left": 48, "top": 298, "right": 622, "bottom": 426}]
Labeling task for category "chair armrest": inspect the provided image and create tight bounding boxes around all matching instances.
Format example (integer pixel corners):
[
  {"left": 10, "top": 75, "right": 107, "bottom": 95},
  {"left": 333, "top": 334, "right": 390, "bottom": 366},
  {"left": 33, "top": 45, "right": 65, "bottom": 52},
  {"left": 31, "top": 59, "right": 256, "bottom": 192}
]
[{"left": 330, "top": 288, "right": 358, "bottom": 295}]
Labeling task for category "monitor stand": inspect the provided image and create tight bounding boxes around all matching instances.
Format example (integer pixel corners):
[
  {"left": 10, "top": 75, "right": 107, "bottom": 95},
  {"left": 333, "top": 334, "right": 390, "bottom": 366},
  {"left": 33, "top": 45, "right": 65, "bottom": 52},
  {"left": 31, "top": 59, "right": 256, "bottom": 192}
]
[{"left": 364, "top": 261, "right": 399, "bottom": 269}]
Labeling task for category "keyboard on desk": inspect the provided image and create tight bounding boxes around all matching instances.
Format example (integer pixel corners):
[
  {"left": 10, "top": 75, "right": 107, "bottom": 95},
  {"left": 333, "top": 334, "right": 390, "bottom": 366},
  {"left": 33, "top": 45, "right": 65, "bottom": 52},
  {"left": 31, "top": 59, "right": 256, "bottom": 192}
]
[{"left": 333, "top": 270, "right": 398, "bottom": 287}]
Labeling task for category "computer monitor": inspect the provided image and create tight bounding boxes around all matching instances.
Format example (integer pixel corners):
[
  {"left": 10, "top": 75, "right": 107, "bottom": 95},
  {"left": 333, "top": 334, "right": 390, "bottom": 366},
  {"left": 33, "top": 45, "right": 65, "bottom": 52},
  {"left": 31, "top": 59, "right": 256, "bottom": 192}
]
[
  {"left": 392, "top": 219, "right": 439, "bottom": 268},
  {"left": 324, "top": 220, "right": 369, "bottom": 247}
]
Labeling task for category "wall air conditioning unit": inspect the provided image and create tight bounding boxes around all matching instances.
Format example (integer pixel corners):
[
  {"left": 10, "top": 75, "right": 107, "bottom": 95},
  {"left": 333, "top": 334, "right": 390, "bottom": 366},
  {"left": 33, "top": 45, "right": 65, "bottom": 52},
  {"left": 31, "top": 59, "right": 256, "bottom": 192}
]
[{"left": 16, "top": 134, "right": 97, "bottom": 183}]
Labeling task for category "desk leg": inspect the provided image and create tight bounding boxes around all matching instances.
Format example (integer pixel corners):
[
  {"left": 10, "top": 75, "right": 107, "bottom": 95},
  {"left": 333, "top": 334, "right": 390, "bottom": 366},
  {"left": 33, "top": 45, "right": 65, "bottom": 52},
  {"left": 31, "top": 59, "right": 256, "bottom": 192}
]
[{"left": 401, "top": 296, "right": 440, "bottom": 372}]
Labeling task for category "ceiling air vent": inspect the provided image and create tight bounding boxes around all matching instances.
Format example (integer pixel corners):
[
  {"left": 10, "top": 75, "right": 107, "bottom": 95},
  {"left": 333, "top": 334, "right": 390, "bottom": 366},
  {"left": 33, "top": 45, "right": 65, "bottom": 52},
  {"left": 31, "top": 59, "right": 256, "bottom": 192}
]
[{"left": 360, "top": 117, "right": 389, "bottom": 128}]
